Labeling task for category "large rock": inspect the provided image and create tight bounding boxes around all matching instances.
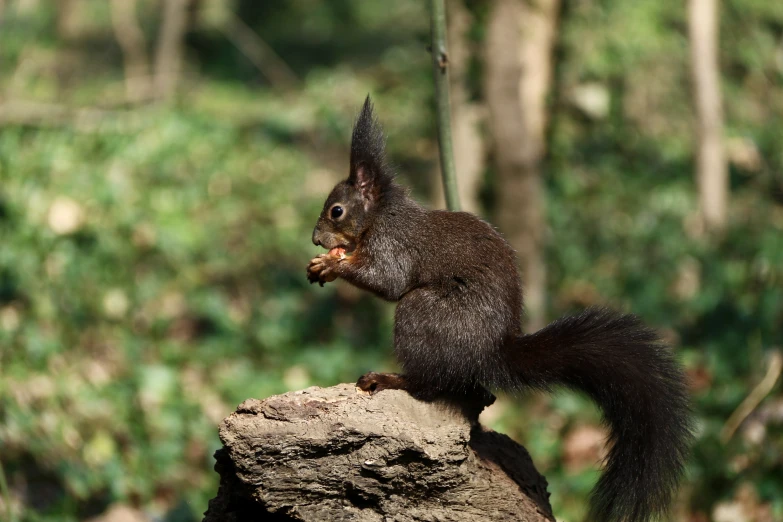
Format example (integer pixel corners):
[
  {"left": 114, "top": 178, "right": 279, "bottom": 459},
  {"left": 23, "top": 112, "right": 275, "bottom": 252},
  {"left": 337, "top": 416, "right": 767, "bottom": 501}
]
[{"left": 204, "top": 384, "right": 553, "bottom": 522}]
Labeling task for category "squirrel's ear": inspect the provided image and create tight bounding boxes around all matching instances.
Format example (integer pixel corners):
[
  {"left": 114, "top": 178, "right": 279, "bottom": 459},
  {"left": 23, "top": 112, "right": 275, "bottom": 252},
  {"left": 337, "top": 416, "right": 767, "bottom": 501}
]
[{"left": 348, "top": 96, "right": 391, "bottom": 208}]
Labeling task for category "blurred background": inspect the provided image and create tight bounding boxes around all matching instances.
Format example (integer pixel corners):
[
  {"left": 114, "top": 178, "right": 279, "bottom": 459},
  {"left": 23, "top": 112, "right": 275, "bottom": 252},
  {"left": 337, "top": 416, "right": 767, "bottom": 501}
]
[{"left": 0, "top": 0, "right": 781, "bottom": 521}]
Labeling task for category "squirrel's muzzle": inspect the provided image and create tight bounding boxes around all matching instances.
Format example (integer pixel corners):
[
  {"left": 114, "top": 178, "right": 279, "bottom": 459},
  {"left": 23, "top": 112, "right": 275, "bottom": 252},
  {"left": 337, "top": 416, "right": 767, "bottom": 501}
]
[{"left": 312, "top": 224, "right": 337, "bottom": 249}]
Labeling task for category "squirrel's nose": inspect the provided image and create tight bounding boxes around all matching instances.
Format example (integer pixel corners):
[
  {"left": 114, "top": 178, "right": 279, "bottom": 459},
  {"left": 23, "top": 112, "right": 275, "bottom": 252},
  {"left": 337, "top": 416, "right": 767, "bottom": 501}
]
[{"left": 312, "top": 228, "right": 322, "bottom": 247}]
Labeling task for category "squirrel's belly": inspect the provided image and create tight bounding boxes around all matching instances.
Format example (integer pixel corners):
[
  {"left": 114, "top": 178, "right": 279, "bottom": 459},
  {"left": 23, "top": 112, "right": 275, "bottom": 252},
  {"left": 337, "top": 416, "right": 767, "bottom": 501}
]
[{"left": 394, "top": 287, "right": 511, "bottom": 390}]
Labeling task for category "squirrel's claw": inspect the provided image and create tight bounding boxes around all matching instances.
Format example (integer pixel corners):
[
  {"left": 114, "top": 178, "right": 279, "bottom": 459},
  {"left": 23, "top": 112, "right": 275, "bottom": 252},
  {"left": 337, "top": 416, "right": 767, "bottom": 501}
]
[{"left": 307, "top": 254, "right": 339, "bottom": 286}]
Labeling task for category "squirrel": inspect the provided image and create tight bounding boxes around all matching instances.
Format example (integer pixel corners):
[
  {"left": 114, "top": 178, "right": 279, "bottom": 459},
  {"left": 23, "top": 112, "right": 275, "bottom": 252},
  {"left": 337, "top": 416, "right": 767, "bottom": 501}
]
[{"left": 307, "top": 96, "right": 693, "bottom": 522}]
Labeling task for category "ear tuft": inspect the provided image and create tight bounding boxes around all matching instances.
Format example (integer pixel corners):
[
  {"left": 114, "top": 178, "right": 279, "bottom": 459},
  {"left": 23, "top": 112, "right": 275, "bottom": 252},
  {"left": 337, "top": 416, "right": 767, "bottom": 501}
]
[{"left": 348, "top": 96, "right": 391, "bottom": 204}]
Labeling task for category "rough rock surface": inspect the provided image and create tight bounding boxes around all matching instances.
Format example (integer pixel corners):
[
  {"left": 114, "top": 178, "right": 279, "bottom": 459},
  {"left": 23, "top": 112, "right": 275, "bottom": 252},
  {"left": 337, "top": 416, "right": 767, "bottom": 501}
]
[{"left": 203, "top": 384, "right": 553, "bottom": 522}]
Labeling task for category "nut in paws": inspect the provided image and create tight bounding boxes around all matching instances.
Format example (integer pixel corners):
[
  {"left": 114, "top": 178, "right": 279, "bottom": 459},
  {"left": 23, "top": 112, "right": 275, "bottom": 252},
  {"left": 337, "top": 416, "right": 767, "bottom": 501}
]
[{"left": 307, "top": 254, "right": 340, "bottom": 286}]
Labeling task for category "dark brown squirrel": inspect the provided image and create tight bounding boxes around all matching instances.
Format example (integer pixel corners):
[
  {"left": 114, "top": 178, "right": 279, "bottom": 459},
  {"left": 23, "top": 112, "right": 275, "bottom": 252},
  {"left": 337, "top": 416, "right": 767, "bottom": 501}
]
[{"left": 307, "top": 96, "right": 693, "bottom": 522}]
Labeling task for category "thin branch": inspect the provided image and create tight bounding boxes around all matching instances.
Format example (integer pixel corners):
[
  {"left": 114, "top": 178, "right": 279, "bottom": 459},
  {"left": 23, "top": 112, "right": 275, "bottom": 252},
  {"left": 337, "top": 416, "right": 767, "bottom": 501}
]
[
  {"left": 110, "top": 0, "right": 152, "bottom": 102},
  {"left": 430, "top": 0, "right": 460, "bottom": 211},
  {"left": 721, "top": 350, "right": 783, "bottom": 443},
  {"left": 217, "top": 11, "right": 299, "bottom": 89}
]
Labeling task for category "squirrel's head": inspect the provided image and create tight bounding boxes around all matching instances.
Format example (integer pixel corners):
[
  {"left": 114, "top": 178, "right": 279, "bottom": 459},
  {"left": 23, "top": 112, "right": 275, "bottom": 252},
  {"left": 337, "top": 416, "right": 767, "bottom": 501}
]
[{"left": 312, "top": 96, "right": 394, "bottom": 254}]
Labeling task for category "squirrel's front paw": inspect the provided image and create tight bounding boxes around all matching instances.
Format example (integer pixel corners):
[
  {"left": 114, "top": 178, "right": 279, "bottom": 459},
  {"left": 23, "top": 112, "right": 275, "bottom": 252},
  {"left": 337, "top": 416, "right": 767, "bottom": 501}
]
[{"left": 307, "top": 254, "right": 339, "bottom": 286}]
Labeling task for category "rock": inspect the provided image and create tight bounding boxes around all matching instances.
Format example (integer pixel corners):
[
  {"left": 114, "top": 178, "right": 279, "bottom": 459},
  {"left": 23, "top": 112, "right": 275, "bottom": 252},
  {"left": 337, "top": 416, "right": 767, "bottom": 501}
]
[{"left": 204, "top": 384, "right": 553, "bottom": 522}]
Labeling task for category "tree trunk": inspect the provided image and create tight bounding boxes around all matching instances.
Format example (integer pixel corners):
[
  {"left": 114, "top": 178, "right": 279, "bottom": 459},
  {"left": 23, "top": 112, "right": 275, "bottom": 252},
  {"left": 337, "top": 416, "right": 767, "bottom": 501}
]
[
  {"left": 56, "top": 0, "right": 85, "bottom": 41},
  {"left": 154, "top": 0, "right": 190, "bottom": 101},
  {"left": 484, "top": 0, "right": 559, "bottom": 331},
  {"left": 16, "top": 0, "right": 39, "bottom": 14},
  {"left": 110, "top": 0, "right": 152, "bottom": 102},
  {"left": 204, "top": 384, "right": 554, "bottom": 522},
  {"left": 187, "top": 0, "right": 203, "bottom": 30},
  {"left": 689, "top": 0, "right": 727, "bottom": 232}
]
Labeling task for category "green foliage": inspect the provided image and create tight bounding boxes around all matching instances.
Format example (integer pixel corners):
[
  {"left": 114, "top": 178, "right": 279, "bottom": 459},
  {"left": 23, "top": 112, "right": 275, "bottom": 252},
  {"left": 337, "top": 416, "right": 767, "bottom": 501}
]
[
  {"left": 1, "top": 0, "right": 782, "bottom": 521},
  {"left": 0, "top": 90, "right": 404, "bottom": 520}
]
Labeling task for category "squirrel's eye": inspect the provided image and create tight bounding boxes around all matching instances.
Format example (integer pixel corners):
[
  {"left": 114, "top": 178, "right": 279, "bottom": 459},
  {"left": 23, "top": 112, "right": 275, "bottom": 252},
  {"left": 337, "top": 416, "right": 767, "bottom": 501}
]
[{"left": 330, "top": 206, "right": 344, "bottom": 219}]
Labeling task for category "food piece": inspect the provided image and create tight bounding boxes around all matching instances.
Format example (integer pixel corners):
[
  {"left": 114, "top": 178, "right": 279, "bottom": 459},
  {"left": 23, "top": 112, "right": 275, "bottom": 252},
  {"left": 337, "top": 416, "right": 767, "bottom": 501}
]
[{"left": 328, "top": 247, "right": 346, "bottom": 259}]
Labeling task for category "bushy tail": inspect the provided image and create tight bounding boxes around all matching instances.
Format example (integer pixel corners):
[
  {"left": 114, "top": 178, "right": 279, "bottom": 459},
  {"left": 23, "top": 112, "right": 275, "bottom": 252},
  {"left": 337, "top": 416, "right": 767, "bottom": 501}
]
[{"left": 505, "top": 308, "right": 693, "bottom": 522}]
